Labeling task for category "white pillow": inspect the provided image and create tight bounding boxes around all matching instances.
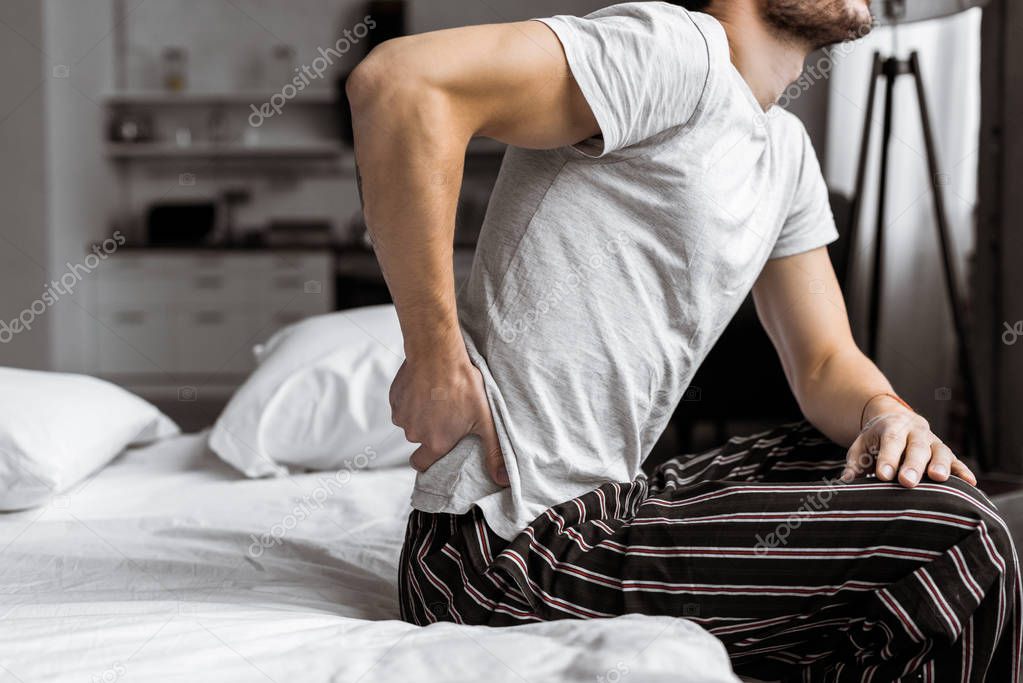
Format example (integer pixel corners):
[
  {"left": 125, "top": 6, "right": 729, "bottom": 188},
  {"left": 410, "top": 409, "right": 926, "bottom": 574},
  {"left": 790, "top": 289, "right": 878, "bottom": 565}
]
[
  {"left": 209, "top": 305, "right": 412, "bottom": 477},
  {"left": 0, "top": 368, "right": 179, "bottom": 510}
]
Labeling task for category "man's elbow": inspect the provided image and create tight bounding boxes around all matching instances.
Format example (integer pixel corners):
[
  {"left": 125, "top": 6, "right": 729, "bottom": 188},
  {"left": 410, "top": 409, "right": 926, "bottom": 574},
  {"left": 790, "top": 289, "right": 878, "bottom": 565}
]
[
  {"left": 346, "top": 40, "right": 426, "bottom": 118},
  {"left": 347, "top": 42, "right": 468, "bottom": 157},
  {"left": 346, "top": 45, "right": 386, "bottom": 111}
]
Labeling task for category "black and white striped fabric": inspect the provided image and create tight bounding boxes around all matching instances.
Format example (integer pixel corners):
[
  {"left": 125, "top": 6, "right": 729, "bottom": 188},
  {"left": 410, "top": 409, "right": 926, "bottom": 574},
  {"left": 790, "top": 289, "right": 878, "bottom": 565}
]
[{"left": 399, "top": 421, "right": 1021, "bottom": 682}]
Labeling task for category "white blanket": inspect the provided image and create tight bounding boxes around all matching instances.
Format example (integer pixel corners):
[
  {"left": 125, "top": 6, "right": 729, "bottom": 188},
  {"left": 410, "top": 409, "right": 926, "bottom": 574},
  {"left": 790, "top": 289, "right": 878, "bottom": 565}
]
[{"left": 0, "top": 433, "right": 739, "bottom": 682}]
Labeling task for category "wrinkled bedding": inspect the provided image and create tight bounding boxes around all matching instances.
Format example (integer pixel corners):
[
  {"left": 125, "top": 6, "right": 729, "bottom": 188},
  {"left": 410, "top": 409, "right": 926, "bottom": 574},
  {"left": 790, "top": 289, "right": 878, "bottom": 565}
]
[{"left": 0, "top": 433, "right": 738, "bottom": 682}]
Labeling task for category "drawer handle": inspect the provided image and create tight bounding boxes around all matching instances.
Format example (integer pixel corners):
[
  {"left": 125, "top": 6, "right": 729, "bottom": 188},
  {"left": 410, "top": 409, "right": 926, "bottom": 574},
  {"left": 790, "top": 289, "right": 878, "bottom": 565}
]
[
  {"left": 194, "top": 275, "right": 225, "bottom": 290},
  {"left": 194, "top": 311, "right": 226, "bottom": 325},
  {"left": 113, "top": 311, "right": 146, "bottom": 325}
]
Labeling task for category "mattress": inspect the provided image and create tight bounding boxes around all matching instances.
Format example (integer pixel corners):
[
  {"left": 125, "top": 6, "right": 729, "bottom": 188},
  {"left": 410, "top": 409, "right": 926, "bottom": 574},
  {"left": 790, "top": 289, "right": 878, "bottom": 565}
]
[{"left": 0, "top": 433, "right": 739, "bottom": 682}]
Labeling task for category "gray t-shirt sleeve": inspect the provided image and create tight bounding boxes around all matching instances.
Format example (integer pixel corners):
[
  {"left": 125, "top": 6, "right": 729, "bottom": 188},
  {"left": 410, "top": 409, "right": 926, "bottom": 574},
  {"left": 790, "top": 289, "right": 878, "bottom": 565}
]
[
  {"left": 534, "top": 3, "right": 711, "bottom": 158},
  {"left": 770, "top": 125, "right": 840, "bottom": 260}
]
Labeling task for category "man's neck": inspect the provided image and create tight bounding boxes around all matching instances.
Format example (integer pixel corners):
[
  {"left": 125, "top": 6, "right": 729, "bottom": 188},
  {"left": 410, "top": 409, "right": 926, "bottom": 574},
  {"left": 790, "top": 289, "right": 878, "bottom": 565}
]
[{"left": 706, "top": 4, "right": 810, "bottom": 112}]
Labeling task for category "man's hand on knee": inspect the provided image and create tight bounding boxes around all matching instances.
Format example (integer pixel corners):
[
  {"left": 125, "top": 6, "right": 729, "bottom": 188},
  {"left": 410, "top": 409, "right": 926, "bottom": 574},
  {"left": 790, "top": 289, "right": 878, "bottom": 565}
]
[
  {"left": 390, "top": 347, "right": 508, "bottom": 487},
  {"left": 841, "top": 410, "right": 977, "bottom": 488}
]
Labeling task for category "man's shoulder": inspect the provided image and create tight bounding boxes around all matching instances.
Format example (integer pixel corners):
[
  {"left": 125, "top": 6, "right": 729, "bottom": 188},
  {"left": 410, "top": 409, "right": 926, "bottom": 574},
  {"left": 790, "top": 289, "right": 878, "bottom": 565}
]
[
  {"left": 583, "top": 1, "right": 694, "bottom": 21},
  {"left": 580, "top": 1, "right": 723, "bottom": 43}
]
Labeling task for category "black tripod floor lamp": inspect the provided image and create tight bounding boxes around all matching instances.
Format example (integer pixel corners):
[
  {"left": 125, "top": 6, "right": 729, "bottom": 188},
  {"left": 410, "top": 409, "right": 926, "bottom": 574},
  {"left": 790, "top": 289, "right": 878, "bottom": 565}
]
[{"left": 845, "top": 0, "right": 990, "bottom": 469}]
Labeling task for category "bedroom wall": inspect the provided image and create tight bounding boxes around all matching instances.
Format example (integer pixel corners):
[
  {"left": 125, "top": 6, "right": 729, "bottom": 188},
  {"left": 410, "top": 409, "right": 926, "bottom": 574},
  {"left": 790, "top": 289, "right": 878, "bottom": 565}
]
[
  {"left": 0, "top": 1, "right": 52, "bottom": 370},
  {"left": 43, "top": 0, "right": 120, "bottom": 374}
]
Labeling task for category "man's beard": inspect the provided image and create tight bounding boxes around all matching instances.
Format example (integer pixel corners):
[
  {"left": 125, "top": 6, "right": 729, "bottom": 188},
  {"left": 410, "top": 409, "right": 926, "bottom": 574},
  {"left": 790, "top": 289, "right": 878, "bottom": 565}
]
[{"left": 763, "top": 0, "right": 874, "bottom": 50}]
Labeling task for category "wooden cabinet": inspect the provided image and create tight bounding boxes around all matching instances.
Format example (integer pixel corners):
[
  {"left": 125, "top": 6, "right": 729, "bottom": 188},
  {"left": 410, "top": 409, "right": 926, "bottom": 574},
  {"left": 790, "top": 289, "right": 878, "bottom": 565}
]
[{"left": 89, "top": 250, "right": 333, "bottom": 384}]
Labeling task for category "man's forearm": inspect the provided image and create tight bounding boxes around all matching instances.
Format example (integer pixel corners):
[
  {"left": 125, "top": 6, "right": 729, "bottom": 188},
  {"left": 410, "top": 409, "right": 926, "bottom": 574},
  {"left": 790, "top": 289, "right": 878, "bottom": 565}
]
[
  {"left": 348, "top": 59, "right": 469, "bottom": 361},
  {"left": 796, "top": 346, "right": 910, "bottom": 447},
  {"left": 346, "top": 41, "right": 509, "bottom": 484}
]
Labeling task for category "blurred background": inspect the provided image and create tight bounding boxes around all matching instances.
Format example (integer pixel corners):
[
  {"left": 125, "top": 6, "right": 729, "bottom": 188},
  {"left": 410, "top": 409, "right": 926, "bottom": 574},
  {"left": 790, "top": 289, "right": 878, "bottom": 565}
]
[{"left": 0, "top": 0, "right": 1020, "bottom": 477}]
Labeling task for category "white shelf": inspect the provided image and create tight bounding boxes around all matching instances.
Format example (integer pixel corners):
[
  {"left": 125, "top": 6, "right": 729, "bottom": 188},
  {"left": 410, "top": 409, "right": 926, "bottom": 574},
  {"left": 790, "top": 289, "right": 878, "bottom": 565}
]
[
  {"left": 107, "top": 141, "right": 347, "bottom": 160},
  {"left": 103, "top": 90, "right": 337, "bottom": 106}
]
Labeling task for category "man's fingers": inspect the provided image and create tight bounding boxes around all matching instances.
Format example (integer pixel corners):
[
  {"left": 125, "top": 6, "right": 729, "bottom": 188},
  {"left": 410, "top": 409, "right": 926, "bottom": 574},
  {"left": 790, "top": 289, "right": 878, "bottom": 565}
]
[
  {"left": 950, "top": 458, "right": 978, "bottom": 486},
  {"left": 409, "top": 444, "right": 443, "bottom": 473},
  {"left": 926, "top": 442, "right": 955, "bottom": 482},
  {"left": 480, "top": 428, "right": 509, "bottom": 487},
  {"left": 898, "top": 433, "right": 932, "bottom": 487},
  {"left": 474, "top": 407, "right": 508, "bottom": 488},
  {"left": 842, "top": 434, "right": 873, "bottom": 482},
  {"left": 875, "top": 429, "right": 906, "bottom": 481}
]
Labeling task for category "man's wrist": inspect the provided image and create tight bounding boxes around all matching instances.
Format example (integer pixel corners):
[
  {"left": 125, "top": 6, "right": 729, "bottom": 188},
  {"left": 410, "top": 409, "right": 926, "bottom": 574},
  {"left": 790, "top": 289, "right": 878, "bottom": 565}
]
[
  {"left": 861, "top": 393, "right": 914, "bottom": 428},
  {"left": 403, "top": 322, "right": 466, "bottom": 365}
]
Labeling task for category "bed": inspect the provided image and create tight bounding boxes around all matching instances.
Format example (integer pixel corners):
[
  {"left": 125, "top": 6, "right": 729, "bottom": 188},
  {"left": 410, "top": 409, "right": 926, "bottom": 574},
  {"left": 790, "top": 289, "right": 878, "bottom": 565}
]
[{"left": 0, "top": 431, "right": 740, "bottom": 682}]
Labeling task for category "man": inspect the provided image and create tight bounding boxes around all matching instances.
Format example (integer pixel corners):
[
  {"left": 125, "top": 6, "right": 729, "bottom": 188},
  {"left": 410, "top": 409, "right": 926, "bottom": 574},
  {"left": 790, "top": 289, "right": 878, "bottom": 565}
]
[{"left": 347, "top": 0, "right": 1020, "bottom": 679}]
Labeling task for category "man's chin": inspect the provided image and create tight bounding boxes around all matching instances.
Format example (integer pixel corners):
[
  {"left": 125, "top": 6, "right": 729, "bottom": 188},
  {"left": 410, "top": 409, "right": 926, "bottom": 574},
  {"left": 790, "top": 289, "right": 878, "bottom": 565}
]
[
  {"left": 764, "top": 0, "right": 875, "bottom": 51},
  {"left": 819, "top": 8, "right": 874, "bottom": 49},
  {"left": 847, "top": 11, "right": 875, "bottom": 42},
  {"left": 855, "top": 4, "right": 876, "bottom": 33}
]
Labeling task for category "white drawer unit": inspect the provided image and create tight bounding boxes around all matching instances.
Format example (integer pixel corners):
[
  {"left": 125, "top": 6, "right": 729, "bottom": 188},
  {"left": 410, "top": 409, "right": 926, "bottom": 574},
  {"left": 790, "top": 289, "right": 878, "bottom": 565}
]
[
  {"left": 97, "top": 305, "right": 174, "bottom": 375},
  {"left": 90, "top": 250, "right": 334, "bottom": 381}
]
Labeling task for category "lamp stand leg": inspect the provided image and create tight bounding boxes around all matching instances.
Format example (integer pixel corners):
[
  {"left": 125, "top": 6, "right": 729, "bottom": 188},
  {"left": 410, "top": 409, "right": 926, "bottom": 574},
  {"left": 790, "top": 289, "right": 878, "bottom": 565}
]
[
  {"left": 845, "top": 53, "right": 883, "bottom": 297},
  {"left": 866, "top": 59, "right": 900, "bottom": 361},
  {"left": 908, "top": 52, "right": 989, "bottom": 469}
]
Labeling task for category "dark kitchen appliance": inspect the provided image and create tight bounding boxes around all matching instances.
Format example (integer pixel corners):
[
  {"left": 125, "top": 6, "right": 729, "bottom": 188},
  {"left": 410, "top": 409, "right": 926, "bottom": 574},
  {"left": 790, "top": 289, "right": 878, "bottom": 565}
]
[{"left": 146, "top": 202, "right": 218, "bottom": 246}]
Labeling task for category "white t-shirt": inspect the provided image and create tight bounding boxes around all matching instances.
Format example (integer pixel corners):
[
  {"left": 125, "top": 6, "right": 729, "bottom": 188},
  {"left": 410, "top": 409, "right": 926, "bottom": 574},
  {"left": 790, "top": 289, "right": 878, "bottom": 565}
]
[{"left": 411, "top": 2, "right": 839, "bottom": 541}]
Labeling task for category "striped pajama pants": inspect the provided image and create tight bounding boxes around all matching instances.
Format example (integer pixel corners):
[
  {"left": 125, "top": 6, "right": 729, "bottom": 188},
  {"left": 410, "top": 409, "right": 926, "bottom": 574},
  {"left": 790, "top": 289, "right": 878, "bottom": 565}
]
[{"left": 398, "top": 421, "right": 1022, "bottom": 682}]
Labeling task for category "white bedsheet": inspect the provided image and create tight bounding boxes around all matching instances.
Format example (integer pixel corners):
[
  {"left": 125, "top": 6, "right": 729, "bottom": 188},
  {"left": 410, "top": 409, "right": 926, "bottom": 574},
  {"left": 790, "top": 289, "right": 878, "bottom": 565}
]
[{"left": 0, "top": 433, "right": 739, "bottom": 682}]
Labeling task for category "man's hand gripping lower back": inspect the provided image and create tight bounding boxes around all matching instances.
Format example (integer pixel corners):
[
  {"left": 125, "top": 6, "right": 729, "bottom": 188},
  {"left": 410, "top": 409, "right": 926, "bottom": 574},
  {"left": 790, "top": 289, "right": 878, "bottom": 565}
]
[{"left": 390, "top": 334, "right": 508, "bottom": 487}]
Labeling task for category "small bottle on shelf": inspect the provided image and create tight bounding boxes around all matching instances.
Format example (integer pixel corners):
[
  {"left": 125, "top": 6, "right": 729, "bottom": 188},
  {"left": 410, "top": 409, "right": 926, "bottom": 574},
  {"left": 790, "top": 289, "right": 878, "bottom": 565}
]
[{"left": 162, "top": 47, "right": 187, "bottom": 92}]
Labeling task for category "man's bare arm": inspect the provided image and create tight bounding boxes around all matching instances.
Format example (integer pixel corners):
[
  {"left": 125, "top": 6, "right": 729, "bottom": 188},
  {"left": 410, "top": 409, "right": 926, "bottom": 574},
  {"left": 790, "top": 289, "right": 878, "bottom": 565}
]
[
  {"left": 754, "top": 248, "right": 975, "bottom": 487},
  {"left": 346, "top": 22, "right": 598, "bottom": 484}
]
